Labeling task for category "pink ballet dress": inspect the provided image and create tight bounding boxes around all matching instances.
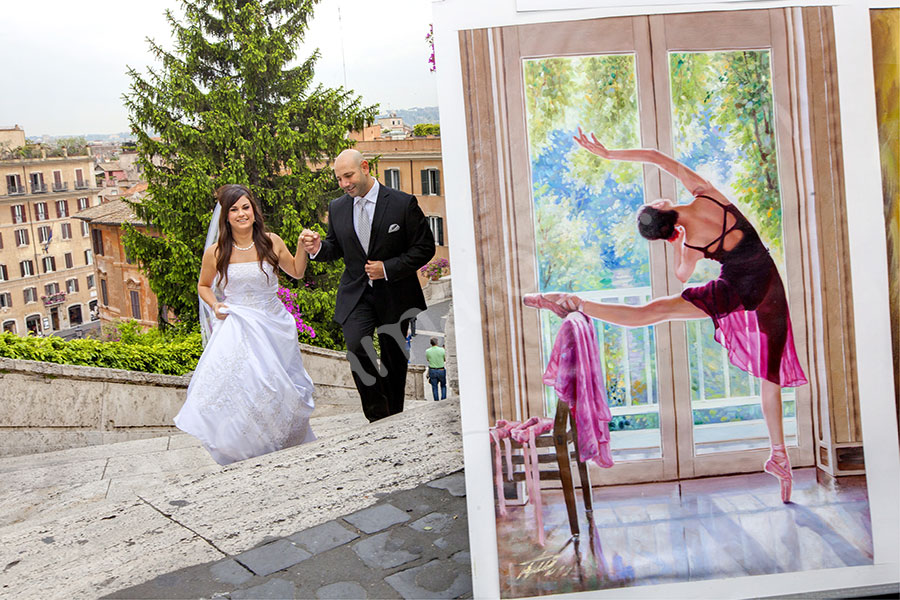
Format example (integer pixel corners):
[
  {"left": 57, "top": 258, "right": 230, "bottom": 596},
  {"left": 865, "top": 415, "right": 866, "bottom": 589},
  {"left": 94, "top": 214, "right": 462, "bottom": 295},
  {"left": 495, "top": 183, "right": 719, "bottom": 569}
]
[{"left": 681, "top": 195, "right": 807, "bottom": 387}]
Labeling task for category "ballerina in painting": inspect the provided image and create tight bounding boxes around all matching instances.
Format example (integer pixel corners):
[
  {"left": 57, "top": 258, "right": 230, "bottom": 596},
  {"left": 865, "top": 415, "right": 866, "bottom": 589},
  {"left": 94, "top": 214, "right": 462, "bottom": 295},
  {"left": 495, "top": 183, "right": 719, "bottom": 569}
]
[{"left": 526, "top": 129, "right": 807, "bottom": 502}]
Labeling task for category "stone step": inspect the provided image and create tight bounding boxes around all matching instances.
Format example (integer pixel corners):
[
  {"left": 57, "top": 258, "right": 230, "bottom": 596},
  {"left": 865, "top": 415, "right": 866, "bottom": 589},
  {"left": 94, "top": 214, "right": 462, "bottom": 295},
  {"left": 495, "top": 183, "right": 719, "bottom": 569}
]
[
  {"left": 0, "top": 403, "right": 425, "bottom": 529},
  {"left": 0, "top": 400, "right": 463, "bottom": 599},
  {"left": 0, "top": 406, "right": 400, "bottom": 476}
]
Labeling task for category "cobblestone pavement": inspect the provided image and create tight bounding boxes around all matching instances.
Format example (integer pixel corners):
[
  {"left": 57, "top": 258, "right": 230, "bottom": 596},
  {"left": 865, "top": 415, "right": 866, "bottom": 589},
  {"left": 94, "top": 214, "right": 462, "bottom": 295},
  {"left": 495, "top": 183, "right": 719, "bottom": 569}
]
[
  {"left": 408, "top": 300, "right": 452, "bottom": 366},
  {"left": 104, "top": 472, "right": 472, "bottom": 600}
]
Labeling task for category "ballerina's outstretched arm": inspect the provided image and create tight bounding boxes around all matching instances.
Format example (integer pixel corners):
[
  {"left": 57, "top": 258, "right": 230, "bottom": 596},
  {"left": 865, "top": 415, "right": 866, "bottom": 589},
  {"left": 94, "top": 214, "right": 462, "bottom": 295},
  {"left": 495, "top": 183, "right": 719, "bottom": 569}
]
[{"left": 574, "top": 128, "right": 715, "bottom": 198}]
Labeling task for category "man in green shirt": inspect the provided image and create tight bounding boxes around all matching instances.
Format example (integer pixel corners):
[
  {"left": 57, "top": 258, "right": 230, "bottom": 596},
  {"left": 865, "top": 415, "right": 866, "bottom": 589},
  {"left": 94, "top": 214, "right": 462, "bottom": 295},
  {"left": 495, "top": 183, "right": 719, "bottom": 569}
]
[{"left": 425, "top": 337, "right": 447, "bottom": 401}]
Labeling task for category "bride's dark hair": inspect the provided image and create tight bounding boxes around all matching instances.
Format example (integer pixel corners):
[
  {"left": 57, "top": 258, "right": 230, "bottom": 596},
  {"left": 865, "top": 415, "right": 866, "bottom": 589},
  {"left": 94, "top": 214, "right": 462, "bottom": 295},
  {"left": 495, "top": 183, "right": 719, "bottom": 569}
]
[{"left": 214, "top": 184, "right": 279, "bottom": 289}]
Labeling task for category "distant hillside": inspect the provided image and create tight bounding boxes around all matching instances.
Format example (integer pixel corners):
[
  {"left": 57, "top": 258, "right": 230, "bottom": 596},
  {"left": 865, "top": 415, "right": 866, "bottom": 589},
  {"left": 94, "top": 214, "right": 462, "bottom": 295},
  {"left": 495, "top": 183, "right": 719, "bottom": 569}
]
[
  {"left": 27, "top": 132, "right": 136, "bottom": 144},
  {"left": 27, "top": 110, "right": 443, "bottom": 142},
  {"left": 377, "top": 107, "right": 439, "bottom": 126}
]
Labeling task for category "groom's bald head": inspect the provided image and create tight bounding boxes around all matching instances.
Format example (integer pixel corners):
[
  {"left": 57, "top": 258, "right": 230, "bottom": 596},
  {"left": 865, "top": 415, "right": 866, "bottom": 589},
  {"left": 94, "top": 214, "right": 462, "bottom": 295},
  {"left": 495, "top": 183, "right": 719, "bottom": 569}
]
[{"left": 334, "top": 148, "right": 374, "bottom": 198}]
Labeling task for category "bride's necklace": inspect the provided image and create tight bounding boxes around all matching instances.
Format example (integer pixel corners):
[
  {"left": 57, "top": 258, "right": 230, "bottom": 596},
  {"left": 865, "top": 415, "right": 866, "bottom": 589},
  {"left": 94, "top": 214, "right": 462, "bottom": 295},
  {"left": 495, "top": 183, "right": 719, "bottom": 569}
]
[{"left": 232, "top": 239, "right": 255, "bottom": 251}]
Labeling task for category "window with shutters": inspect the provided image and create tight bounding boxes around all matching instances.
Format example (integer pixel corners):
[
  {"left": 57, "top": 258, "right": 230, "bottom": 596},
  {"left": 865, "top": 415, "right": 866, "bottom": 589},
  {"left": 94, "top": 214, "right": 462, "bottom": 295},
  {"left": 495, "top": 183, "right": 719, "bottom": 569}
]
[
  {"left": 11, "top": 204, "right": 26, "bottom": 224},
  {"left": 0, "top": 293, "right": 11, "bottom": 309},
  {"left": 81, "top": 221, "right": 90, "bottom": 237},
  {"left": 38, "top": 226, "right": 52, "bottom": 244},
  {"left": 30, "top": 172, "right": 46, "bottom": 193},
  {"left": 61, "top": 223, "right": 72, "bottom": 239},
  {"left": 34, "top": 202, "right": 48, "bottom": 221},
  {"left": 75, "top": 169, "right": 86, "bottom": 189},
  {"left": 42, "top": 256, "right": 56, "bottom": 273},
  {"left": 66, "top": 278, "right": 79, "bottom": 293},
  {"left": 384, "top": 169, "right": 401, "bottom": 189},
  {"left": 6, "top": 174, "right": 24, "bottom": 195},
  {"left": 86, "top": 275, "right": 95, "bottom": 289},
  {"left": 64, "top": 253, "right": 73, "bottom": 269},
  {"left": 15, "top": 229, "right": 29, "bottom": 247},
  {"left": 44, "top": 282, "right": 60, "bottom": 295},
  {"left": 20, "top": 260, "right": 34, "bottom": 277},
  {"left": 91, "top": 229, "right": 104, "bottom": 255},
  {"left": 0, "top": 264, "right": 7, "bottom": 281},
  {"left": 55, "top": 199, "right": 69, "bottom": 218},
  {"left": 130, "top": 290, "right": 141, "bottom": 320},
  {"left": 426, "top": 216, "right": 444, "bottom": 246},
  {"left": 23, "top": 287, "right": 37, "bottom": 303},
  {"left": 421, "top": 168, "right": 441, "bottom": 195},
  {"left": 84, "top": 249, "right": 93, "bottom": 265},
  {"left": 100, "top": 278, "right": 109, "bottom": 306},
  {"left": 77, "top": 197, "right": 90, "bottom": 211}
]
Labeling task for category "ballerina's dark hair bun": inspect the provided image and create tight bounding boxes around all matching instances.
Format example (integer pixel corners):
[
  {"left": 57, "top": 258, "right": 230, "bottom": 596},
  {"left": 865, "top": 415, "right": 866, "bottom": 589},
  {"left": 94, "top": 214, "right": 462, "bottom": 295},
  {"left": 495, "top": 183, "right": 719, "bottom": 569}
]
[{"left": 636, "top": 205, "right": 678, "bottom": 241}]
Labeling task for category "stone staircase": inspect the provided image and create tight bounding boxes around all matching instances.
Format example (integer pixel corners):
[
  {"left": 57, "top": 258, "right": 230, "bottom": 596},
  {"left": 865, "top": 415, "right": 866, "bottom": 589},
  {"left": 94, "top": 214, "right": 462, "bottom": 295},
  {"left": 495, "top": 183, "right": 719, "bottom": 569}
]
[{"left": 0, "top": 400, "right": 464, "bottom": 599}]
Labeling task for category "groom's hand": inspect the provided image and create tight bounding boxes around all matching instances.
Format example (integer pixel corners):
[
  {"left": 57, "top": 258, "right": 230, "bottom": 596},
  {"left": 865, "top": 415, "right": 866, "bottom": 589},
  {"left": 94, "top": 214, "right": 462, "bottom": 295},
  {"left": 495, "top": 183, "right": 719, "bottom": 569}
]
[
  {"left": 365, "top": 260, "right": 385, "bottom": 280},
  {"left": 300, "top": 229, "right": 320, "bottom": 255}
]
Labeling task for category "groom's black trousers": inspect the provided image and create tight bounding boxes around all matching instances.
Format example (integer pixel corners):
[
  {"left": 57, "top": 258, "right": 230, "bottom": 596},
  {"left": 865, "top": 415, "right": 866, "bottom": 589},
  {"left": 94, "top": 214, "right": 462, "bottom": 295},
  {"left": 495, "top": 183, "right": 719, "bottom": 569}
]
[{"left": 341, "top": 285, "right": 412, "bottom": 422}]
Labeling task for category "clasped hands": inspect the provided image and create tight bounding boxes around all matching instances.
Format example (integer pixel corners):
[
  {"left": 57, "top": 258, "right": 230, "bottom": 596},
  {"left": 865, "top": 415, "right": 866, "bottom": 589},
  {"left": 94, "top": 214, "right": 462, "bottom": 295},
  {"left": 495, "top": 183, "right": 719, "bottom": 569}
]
[{"left": 299, "top": 229, "right": 386, "bottom": 280}]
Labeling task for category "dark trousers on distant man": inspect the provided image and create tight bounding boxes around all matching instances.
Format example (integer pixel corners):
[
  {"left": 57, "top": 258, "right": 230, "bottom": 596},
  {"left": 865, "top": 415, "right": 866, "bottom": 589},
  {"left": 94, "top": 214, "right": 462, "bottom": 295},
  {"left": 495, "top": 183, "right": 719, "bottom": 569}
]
[
  {"left": 342, "top": 285, "right": 412, "bottom": 422},
  {"left": 428, "top": 367, "right": 447, "bottom": 401}
]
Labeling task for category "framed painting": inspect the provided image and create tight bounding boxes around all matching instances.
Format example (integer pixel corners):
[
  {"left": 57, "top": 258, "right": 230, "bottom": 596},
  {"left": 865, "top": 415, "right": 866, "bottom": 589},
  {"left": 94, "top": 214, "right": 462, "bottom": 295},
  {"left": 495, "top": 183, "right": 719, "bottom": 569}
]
[{"left": 432, "top": 0, "right": 900, "bottom": 597}]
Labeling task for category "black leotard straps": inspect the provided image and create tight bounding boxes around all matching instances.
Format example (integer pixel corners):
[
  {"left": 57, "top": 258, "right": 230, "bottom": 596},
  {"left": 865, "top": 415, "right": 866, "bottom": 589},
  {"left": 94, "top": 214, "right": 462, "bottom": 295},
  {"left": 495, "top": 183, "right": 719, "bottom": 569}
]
[{"left": 682, "top": 194, "right": 741, "bottom": 256}]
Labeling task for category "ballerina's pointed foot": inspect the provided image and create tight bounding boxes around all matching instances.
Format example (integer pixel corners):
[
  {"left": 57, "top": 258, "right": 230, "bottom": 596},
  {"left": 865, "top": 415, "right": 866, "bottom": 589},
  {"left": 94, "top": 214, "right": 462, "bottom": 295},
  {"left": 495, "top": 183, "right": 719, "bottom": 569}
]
[
  {"left": 523, "top": 293, "right": 570, "bottom": 318},
  {"left": 764, "top": 447, "right": 793, "bottom": 503}
]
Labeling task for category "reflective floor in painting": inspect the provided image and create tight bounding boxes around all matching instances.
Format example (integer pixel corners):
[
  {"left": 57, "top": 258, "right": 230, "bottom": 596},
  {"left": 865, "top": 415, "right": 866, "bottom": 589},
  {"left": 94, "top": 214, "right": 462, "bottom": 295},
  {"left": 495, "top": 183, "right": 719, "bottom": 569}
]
[{"left": 496, "top": 469, "right": 872, "bottom": 597}]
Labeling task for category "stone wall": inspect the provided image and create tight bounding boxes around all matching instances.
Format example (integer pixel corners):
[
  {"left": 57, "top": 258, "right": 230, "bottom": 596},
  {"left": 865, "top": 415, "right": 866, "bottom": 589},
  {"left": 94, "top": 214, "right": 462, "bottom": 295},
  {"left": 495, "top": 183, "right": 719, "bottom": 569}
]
[{"left": 0, "top": 348, "right": 425, "bottom": 458}]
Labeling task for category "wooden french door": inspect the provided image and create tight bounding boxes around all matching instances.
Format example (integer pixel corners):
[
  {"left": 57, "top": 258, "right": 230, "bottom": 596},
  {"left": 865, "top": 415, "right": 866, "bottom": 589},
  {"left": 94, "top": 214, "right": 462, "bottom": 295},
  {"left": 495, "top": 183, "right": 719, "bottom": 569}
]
[{"left": 491, "top": 8, "right": 814, "bottom": 484}]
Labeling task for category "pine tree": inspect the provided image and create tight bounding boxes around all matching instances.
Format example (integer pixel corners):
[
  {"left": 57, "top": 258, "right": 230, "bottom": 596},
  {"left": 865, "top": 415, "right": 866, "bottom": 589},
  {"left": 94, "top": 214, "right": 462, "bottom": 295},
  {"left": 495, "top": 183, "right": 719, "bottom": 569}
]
[{"left": 123, "top": 0, "right": 376, "bottom": 348}]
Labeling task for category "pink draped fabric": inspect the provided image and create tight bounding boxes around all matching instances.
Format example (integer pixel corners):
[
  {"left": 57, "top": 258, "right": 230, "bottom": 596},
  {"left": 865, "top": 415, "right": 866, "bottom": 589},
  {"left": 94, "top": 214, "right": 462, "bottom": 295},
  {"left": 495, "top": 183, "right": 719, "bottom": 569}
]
[
  {"left": 542, "top": 311, "right": 615, "bottom": 469},
  {"left": 711, "top": 308, "right": 808, "bottom": 388},
  {"left": 489, "top": 418, "right": 554, "bottom": 546}
]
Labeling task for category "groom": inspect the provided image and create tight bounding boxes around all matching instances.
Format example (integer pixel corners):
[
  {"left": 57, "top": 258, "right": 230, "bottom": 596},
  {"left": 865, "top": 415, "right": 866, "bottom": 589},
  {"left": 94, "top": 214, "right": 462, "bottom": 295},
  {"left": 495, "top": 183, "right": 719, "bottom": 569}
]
[{"left": 301, "top": 149, "right": 435, "bottom": 422}]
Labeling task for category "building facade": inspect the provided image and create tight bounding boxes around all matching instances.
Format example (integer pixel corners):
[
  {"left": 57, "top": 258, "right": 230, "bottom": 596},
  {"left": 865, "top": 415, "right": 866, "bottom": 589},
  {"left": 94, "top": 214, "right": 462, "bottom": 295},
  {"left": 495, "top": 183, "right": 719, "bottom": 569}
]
[
  {"left": 376, "top": 114, "right": 414, "bottom": 139},
  {"left": 0, "top": 134, "right": 101, "bottom": 335},
  {"left": 354, "top": 136, "right": 448, "bottom": 285},
  {"left": 75, "top": 186, "right": 161, "bottom": 329}
]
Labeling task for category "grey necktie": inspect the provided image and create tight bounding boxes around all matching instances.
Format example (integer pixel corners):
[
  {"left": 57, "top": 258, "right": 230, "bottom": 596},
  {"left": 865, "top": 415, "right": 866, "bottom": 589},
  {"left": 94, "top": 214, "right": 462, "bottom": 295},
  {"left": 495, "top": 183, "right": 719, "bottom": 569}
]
[{"left": 356, "top": 198, "right": 371, "bottom": 254}]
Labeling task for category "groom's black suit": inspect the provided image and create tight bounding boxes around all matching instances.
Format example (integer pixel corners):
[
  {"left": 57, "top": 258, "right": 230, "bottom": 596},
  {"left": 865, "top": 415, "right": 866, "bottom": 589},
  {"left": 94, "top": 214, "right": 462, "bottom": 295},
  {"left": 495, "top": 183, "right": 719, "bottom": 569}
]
[{"left": 313, "top": 183, "right": 435, "bottom": 421}]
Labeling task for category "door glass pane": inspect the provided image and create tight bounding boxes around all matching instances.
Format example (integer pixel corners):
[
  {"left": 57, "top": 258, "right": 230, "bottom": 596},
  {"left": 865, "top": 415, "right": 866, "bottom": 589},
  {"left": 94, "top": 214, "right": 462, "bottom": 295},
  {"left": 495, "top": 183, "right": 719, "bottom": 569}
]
[
  {"left": 668, "top": 50, "right": 797, "bottom": 455},
  {"left": 522, "top": 54, "right": 662, "bottom": 460}
]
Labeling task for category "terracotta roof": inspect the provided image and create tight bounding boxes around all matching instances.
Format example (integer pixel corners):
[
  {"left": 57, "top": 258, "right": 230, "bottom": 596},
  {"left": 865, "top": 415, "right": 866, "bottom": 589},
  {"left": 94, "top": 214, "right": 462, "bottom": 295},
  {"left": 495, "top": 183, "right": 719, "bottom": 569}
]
[
  {"left": 74, "top": 198, "right": 146, "bottom": 226},
  {"left": 121, "top": 181, "right": 148, "bottom": 198},
  {"left": 97, "top": 162, "right": 124, "bottom": 171}
]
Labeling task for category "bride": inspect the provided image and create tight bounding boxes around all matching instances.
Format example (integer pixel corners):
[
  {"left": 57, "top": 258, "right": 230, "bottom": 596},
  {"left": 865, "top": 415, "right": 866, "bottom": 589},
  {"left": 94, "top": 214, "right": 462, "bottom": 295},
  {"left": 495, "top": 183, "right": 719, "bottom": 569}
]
[{"left": 174, "top": 184, "right": 316, "bottom": 465}]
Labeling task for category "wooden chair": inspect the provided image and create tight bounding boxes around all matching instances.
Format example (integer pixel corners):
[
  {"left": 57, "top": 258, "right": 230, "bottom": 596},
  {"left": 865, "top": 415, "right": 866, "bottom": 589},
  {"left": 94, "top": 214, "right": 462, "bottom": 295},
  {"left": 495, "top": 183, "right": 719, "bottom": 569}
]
[{"left": 496, "top": 398, "right": 593, "bottom": 537}]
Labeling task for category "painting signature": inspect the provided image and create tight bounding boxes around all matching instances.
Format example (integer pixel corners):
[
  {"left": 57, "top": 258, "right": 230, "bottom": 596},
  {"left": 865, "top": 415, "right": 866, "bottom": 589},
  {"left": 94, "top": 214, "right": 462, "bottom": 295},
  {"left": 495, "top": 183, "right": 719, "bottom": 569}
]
[{"left": 515, "top": 554, "right": 573, "bottom": 580}]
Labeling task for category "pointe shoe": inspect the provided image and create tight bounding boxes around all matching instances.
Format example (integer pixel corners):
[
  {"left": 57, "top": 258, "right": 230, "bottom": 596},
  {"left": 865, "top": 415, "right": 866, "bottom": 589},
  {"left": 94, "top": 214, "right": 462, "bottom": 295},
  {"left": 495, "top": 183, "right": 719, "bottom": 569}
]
[
  {"left": 764, "top": 450, "right": 793, "bottom": 503},
  {"left": 523, "top": 293, "right": 570, "bottom": 319}
]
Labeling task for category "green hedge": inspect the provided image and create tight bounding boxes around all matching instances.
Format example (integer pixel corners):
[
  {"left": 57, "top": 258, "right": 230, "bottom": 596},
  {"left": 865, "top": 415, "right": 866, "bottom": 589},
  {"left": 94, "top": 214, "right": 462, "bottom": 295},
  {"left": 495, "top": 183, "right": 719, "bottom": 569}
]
[{"left": 0, "top": 325, "right": 202, "bottom": 376}]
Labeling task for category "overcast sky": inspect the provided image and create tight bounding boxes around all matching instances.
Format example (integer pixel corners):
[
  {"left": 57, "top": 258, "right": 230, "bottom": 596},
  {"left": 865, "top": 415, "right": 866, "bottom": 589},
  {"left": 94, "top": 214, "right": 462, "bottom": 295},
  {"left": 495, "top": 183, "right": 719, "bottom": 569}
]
[{"left": 0, "top": 0, "right": 438, "bottom": 137}]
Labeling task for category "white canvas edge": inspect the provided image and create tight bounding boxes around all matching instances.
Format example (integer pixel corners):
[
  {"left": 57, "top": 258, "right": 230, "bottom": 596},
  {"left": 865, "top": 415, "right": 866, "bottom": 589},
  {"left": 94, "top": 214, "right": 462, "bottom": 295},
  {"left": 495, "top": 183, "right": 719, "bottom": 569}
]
[{"left": 431, "top": 0, "right": 900, "bottom": 598}]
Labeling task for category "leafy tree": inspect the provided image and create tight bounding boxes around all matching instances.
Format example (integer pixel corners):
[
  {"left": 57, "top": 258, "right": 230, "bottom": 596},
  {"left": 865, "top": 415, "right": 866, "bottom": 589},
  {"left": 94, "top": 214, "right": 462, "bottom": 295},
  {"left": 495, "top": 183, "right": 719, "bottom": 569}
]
[
  {"left": 670, "top": 50, "right": 783, "bottom": 258},
  {"left": 534, "top": 188, "right": 597, "bottom": 291},
  {"left": 123, "top": 0, "right": 377, "bottom": 348},
  {"left": 54, "top": 136, "right": 89, "bottom": 156},
  {"left": 412, "top": 123, "right": 440, "bottom": 136}
]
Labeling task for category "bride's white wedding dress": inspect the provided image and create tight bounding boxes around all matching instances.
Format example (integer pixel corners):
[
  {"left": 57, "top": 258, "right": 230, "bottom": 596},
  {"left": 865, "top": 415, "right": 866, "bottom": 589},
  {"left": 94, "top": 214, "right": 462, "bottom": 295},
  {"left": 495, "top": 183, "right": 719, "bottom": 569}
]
[{"left": 174, "top": 260, "right": 316, "bottom": 465}]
